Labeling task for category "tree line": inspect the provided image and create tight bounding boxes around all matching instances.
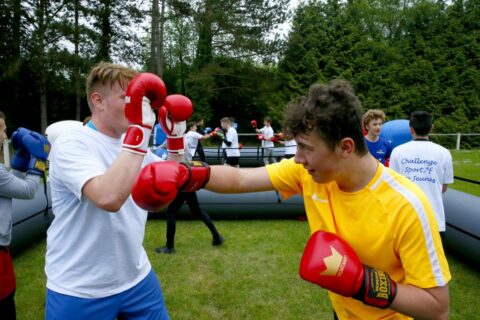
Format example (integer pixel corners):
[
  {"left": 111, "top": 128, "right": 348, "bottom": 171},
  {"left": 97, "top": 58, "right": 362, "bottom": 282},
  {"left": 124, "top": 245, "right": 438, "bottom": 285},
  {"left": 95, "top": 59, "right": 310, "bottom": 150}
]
[{"left": 0, "top": 0, "right": 478, "bottom": 140}]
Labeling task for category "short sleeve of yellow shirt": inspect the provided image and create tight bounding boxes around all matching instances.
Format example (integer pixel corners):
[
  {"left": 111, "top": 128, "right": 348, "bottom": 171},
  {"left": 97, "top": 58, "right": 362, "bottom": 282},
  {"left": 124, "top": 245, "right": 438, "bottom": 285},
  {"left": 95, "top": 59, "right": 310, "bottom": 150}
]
[{"left": 266, "top": 158, "right": 451, "bottom": 320}]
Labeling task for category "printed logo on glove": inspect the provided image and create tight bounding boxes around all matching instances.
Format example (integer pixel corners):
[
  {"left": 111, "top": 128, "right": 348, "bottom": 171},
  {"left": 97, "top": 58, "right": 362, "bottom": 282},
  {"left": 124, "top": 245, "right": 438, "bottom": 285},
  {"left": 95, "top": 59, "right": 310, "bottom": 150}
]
[
  {"left": 299, "top": 230, "right": 397, "bottom": 309},
  {"left": 11, "top": 128, "right": 51, "bottom": 175}
]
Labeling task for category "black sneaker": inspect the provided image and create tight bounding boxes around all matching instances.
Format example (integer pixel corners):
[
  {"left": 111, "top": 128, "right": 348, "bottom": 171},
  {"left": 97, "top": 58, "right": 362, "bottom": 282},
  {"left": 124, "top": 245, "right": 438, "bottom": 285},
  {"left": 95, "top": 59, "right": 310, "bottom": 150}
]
[
  {"left": 212, "top": 235, "right": 225, "bottom": 246},
  {"left": 155, "top": 246, "right": 175, "bottom": 254}
]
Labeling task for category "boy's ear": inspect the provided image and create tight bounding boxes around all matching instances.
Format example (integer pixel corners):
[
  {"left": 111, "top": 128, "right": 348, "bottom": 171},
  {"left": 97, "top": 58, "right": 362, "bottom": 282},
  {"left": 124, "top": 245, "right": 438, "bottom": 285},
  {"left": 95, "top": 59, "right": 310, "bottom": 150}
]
[{"left": 339, "top": 138, "right": 354, "bottom": 157}]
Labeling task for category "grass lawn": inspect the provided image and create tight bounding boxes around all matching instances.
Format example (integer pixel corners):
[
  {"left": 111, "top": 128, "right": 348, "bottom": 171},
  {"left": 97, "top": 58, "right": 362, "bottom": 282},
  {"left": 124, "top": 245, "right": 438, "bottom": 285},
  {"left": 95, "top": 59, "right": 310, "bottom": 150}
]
[
  {"left": 13, "top": 219, "right": 480, "bottom": 320},
  {"left": 450, "top": 149, "right": 480, "bottom": 196}
]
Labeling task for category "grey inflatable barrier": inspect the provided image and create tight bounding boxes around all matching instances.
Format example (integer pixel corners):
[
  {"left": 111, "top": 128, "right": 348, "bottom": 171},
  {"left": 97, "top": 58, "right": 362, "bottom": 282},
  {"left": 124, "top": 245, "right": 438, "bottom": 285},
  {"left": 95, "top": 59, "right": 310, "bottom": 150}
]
[
  {"left": 149, "top": 189, "right": 306, "bottom": 220},
  {"left": 10, "top": 181, "right": 53, "bottom": 255},
  {"left": 443, "top": 189, "right": 480, "bottom": 267}
]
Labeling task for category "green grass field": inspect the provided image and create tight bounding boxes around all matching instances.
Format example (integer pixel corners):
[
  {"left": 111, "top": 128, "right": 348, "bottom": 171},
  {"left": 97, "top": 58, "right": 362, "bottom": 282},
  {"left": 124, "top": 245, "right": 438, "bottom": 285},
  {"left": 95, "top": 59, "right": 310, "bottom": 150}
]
[
  {"left": 10, "top": 149, "right": 480, "bottom": 319},
  {"left": 450, "top": 149, "right": 480, "bottom": 196},
  {"left": 12, "top": 220, "right": 480, "bottom": 319}
]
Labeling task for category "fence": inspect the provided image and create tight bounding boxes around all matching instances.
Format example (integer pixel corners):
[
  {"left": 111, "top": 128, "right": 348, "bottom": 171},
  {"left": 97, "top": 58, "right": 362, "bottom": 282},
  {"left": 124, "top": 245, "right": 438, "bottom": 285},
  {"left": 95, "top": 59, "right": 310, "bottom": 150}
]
[
  {"left": 430, "top": 133, "right": 480, "bottom": 150},
  {"left": 233, "top": 133, "right": 480, "bottom": 150}
]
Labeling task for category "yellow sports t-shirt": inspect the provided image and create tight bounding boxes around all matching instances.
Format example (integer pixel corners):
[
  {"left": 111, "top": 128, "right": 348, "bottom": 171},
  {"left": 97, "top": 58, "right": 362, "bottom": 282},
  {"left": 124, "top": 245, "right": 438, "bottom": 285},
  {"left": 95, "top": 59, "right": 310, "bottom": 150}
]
[{"left": 266, "top": 158, "right": 451, "bottom": 320}]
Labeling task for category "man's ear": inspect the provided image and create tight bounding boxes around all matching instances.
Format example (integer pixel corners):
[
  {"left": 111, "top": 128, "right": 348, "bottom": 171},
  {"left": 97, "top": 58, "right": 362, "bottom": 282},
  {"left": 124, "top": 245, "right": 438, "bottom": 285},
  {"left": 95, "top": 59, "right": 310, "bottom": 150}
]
[
  {"left": 90, "top": 92, "right": 104, "bottom": 112},
  {"left": 339, "top": 138, "right": 355, "bottom": 157}
]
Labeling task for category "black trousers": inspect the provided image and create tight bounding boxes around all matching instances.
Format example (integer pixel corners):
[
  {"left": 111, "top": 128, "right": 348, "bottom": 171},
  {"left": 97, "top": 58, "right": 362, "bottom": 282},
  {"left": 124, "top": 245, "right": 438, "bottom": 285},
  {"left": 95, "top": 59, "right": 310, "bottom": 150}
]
[
  {"left": 165, "top": 192, "right": 220, "bottom": 248},
  {"left": 195, "top": 142, "right": 206, "bottom": 162}
]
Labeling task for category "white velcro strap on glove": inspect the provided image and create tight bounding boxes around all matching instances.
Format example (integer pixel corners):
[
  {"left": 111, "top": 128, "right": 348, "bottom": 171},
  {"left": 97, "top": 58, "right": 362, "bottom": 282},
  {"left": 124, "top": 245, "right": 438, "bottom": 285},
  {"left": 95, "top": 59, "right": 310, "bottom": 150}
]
[
  {"left": 122, "top": 125, "right": 152, "bottom": 155},
  {"left": 164, "top": 119, "right": 186, "bottom": 154},
  {"left": 141, "top": 96, "right": 156, "bottom": 129}
]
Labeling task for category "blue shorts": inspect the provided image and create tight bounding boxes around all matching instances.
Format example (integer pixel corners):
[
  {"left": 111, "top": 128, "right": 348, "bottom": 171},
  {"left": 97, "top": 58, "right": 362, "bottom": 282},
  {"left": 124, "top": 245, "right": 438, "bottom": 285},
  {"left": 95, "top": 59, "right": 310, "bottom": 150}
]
[{"left": 46, "top": 269, "right": 169, "bottom": 320}]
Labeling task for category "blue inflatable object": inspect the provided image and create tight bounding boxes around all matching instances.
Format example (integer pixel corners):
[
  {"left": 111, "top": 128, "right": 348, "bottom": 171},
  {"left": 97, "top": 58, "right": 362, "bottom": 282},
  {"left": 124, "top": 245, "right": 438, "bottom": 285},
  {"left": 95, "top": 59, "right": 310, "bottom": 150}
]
[
  {"left": 380, "top": 119, "right": 412, "bottom": 148},
  {"left": 153, "top": 124, "right": 167, "bottom": 146}
]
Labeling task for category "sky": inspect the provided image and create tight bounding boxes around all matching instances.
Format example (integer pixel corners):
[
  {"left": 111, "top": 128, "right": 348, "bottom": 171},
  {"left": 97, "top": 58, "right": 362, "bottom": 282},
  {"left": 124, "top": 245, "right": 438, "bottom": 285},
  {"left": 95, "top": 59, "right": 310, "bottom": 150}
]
[{"left": 275, "top": 0, "right": 303, "bottom": 37}]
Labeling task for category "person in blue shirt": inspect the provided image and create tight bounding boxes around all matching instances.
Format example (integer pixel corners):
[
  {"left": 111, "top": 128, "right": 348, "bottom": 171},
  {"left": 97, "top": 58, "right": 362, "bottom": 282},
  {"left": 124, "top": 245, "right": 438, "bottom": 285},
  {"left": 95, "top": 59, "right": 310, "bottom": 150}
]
[{"left": 362, "top": 109, "right": 393, "bottom": 166}]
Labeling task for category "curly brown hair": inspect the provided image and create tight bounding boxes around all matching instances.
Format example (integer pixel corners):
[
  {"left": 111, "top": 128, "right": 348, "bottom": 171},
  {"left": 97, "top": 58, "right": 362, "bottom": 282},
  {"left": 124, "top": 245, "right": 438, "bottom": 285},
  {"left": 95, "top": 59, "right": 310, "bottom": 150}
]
[
  {"left": 362, "top": 109, "right": 386, "bottom": 129},
  {"left": 284, "top": 79, "right": 367, "bottom": 155}
]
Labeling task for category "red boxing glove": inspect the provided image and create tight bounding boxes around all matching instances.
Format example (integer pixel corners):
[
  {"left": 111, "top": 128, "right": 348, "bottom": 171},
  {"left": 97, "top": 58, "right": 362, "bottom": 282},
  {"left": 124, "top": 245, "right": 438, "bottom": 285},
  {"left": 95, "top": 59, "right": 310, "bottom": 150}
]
[
  {"left": 257, "top": 134, "right": 264, "bottom": 141},
  {"left": 132, "top": 160, "right": 210, "bottom": 212},
  {"left": 270, "top": 136, "right": 279, "bottom": 143},
  {"left": 123, "top": 73, "right": 167, "bottom": 155},
  {"left": 251, "top": 120, "right": 257, "bottom": 129},
  {"left": 299, "top": 231, "right": 397, "bottom": 309},
  {"left": 210, "top": 127, "right": 225, "bottom": 140},
  {"left": 158, "top": 94, "right": 193, "bottom": 154}
]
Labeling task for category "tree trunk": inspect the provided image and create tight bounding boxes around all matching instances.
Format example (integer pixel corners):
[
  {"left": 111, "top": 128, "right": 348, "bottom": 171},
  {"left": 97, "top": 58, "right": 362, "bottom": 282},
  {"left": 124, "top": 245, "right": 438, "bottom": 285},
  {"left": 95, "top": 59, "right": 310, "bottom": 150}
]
[
  {"left": 74, "top": 0, "right": 82, "bottom": 121},
  {"left": 38, "top": 0, "right": 48, "bottom": 132},
  {"left": 151, "top": 0, "right": 159, "bottom": 72},
  {"left": 157, "top": 0, "right": 165, "bottom": 77}
]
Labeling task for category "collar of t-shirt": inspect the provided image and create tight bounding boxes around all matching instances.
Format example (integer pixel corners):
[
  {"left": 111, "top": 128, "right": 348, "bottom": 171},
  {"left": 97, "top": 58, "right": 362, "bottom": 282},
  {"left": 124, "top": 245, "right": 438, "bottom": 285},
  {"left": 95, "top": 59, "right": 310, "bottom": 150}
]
[{"left": 86, "top": 120, "right": 98, "bottom": 131}]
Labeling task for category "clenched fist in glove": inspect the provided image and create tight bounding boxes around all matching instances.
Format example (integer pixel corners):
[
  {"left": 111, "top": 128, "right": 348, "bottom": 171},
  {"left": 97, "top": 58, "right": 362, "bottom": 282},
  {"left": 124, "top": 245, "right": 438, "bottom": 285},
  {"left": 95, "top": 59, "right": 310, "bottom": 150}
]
[
  {"left": 123, "top": 72, "right": 167, "bottom": 155},
  {"left": 299, "top": 230, "right": 397, "bottom": 309},
  {"left": 210, "top": 127, "right": 225, "bottom": 141},
  {"left": 11, "top": 128, "right": 51, "bottom": 175},
  {"left": 158, "top": 94, "right": 193, "bottom": 154},
  {"left": 11, "top": 128, "right": 31, "bottom": 172},
  {"left": 23, "top": 131, "right": 50, "bottom": 175},
  {"left": 132, "top": 161, "right": 210, "bottom": 212}
]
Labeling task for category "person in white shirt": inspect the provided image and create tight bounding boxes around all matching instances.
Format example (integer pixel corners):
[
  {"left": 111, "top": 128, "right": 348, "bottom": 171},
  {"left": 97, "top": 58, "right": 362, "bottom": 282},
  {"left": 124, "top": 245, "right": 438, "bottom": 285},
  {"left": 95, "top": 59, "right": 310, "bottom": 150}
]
[
  {"left": 184, "top": 121, "right": 211, "bottom": 161},
  {"left": 390, "top": 110, "right": 454, "bottom": 244},
  {"left": 219, "top": 117, "right": 240, "bottom": 167},
  {"left": 255, "top": 116, "right": 277, "bottom": 165},
  {"left": 45, "top": 62, "right": 170, "bottom": 319},
  {"left": 279, "top": 131, "right": 297, "bottom": 159}
]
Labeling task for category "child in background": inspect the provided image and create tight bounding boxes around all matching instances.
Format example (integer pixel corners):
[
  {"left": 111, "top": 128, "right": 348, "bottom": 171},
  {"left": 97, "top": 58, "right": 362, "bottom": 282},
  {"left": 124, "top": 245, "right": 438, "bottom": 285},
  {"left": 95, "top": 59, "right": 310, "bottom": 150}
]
[
  {"left": 184, "top": 121, "right": 211, "bottom": 161},
  {"left": 362, "top": 109, "right": 393, "bottom": 166}
]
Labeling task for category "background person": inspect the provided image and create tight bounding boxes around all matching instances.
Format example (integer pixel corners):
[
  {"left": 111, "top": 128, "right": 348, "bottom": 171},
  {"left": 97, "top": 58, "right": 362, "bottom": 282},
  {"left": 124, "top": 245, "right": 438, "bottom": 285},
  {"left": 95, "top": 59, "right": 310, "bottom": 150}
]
[
  {"left": 155, "top": 120, "right": 223, "bottom": 254},
  {"left": 45, "top": 63, "right": 176, "bottom": 320},
  {"left": 362, "top": 109, "right": 393, "bottom": 166},
  {"left": 154, "top": 191, "right": 224, "bottom": 254},
  {"left": 212, "top": 117, "right": 240, "bottom": 167},
  {"left": 194, "top": 119, "right": 208, "bottom": 161},
  {"left": 133, "top": 79, "right": 450, "bottom": 320},
  {"left": 390, "top": 110, "right": 453, "bottom": 245},
  {"left": 0, "top": 112, "right": 50, "bottom": 320},
  {"left": 253, "top": 116, "right": 277, "bottom": 165},
  {"left": 277, "top": 129, "right": 297, "bottom": 159},
  {"left": 184, "top": 121, "right": 211, "bottom": 162}
]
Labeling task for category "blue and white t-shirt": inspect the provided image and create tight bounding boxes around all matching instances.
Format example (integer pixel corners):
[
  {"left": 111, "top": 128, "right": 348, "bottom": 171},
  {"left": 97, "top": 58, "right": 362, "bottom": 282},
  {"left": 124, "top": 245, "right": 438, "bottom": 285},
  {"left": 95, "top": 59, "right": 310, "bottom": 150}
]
[{"left": 365, "top": 137, "right": 393, "bottom": 165}]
